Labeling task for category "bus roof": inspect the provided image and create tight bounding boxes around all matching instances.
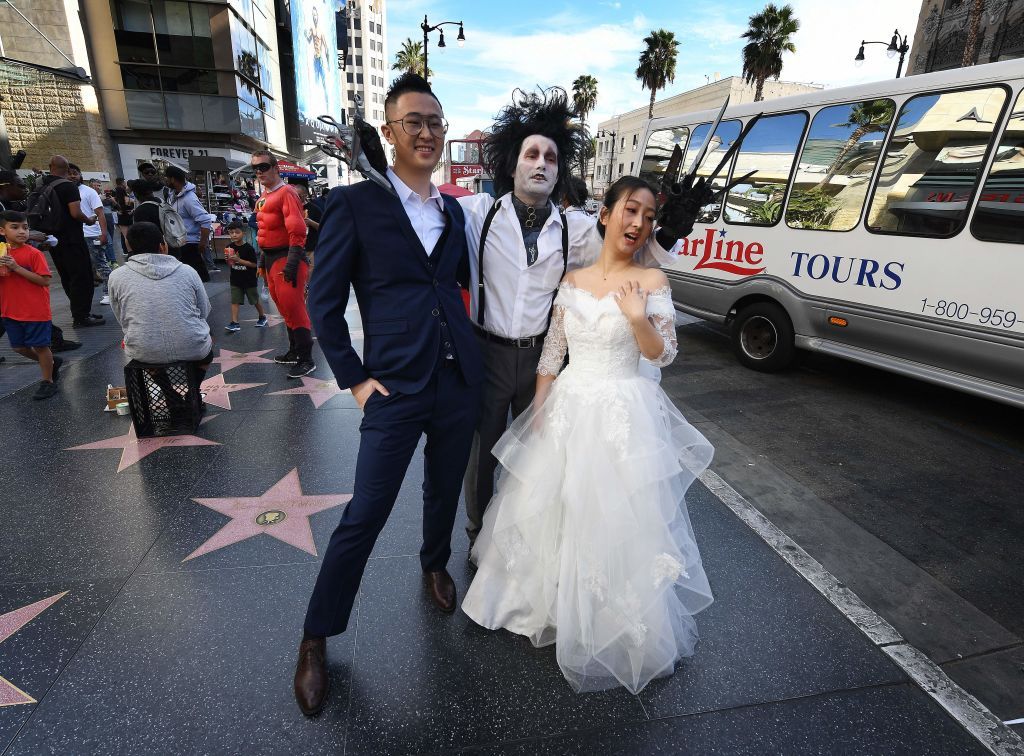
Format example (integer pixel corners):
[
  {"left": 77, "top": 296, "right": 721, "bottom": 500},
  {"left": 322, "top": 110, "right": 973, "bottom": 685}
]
[{"left": 647, "top": 58, "right": 1024, "bottom": 129}]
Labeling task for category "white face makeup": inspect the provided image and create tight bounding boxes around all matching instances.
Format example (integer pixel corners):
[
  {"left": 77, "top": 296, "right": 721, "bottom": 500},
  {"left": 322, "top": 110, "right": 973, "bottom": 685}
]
[{"left": 512, "top": 134, "right": 558, "bottom": 205}]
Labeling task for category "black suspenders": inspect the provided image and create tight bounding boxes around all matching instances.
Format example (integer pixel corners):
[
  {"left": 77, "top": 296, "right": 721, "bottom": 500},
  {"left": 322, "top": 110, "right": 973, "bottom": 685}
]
[{"left": 476, "top": 200, "right": 568, "bottom": 329}]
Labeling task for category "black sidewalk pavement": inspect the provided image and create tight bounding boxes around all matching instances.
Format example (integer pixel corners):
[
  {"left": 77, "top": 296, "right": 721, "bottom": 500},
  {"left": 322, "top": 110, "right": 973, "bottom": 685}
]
[{"left": 0, "top": 280, "right": 1006, "bottom": 755}]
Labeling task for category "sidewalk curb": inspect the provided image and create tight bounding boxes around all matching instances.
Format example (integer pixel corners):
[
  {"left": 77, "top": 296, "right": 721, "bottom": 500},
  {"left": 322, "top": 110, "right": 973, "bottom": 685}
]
[{"left": 701, "top": 469, "right": 1024, "bottom": 756}]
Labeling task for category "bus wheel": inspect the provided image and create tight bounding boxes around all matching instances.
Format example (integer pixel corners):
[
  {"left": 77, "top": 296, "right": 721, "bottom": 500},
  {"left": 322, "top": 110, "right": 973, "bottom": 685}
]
[{"left": 731, "top": 302, "right": 795, "bottom": 372}]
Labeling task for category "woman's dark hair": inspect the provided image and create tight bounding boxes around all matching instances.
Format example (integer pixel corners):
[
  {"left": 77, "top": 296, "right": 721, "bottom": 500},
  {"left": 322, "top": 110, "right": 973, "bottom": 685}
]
[
  {"left": 125, "top": 221, "right": 164, "bottom": 256},
  {"left": 596, "top": 176, "right": 656, "bottom": 238},
  {"left": 483, "top": 87, "right": 588, "bottom": 200}
]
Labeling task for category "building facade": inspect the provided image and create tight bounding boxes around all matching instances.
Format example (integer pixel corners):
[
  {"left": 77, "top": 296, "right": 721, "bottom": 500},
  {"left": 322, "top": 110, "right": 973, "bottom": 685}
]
[
  {"left": 907, "top": 0, "right": 1024, "bottom": 75},
  {"left": 592, "top": 77, "right": 821, "bottom": 197},
  {"left": 338, "top": 0, "right": 387, "bottom": 128}
]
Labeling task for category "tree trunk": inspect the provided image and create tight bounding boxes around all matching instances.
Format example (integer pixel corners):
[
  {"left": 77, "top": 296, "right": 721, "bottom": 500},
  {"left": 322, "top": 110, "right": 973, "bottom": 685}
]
[
  {"left": 814, "top": 125, "right": 872, "bottom": 191},
  {"left": 754, "top": 76, "right": 766, "bottom": 102},
  {"left": 580, "top": 119, "right": 587, "bottom": 179},
  {"left": 648, "top": 88, "right": 656, "bottom": 120},
  {"left": 962, "top": 0, "right": 985, "bottom": 67}
]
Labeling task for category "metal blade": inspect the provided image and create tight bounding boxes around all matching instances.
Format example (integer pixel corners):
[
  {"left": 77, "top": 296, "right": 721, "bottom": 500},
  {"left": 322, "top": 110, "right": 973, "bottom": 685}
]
[
  {"left": 705, "top": 113, "right": 763, "bottom": 186},
  {"left": 682, "top": 95, "right": 730, "bottom": 183},
  {"left": 660, "top": 144, "right": 684, "bottom": 195}
]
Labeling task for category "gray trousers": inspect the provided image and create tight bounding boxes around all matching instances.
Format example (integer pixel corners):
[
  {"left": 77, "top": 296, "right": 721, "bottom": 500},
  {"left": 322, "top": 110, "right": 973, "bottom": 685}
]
[{"left": 463, "top": 333, "right": 544, "bottom": 544}]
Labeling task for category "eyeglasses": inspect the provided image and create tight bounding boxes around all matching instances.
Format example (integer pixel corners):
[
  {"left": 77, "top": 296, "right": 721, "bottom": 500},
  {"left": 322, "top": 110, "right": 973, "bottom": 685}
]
[
  {"left": 386, "top": 116, "right": 449, "bottom": 138},
  {"left": 251, "top": 162, "right": 276, "bottom": 173}
]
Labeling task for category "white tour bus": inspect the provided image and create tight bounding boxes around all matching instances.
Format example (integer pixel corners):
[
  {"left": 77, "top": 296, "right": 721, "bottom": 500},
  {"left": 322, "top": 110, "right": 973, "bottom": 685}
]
[{"left": 637, "top": 59, "right": 1024, "bottom": 408}]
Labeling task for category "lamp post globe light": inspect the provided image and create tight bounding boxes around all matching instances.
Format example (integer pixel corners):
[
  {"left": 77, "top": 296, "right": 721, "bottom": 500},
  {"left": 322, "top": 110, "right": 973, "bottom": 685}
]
[
  {"left": 854, "top": 28, "right": 911, "bottom": 78},
  {"left": 421, "top": 15, "right": 466, "bottom": 85}
]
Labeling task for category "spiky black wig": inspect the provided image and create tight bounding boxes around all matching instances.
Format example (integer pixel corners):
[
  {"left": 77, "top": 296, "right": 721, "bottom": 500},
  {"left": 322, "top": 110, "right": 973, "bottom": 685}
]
[{"left": 483, "top": 87, "right": 588, "bottom": 200}]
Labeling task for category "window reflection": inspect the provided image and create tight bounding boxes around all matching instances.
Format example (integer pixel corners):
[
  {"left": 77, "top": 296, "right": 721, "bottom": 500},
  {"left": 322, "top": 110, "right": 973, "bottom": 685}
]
[
  {"left": 724, "top": 111, "right": 807, "bottom": 226},
  {"left": 867, "top": 86, "right": 1008, "bottom": 237},
  {"left": 639, "top": 127, "right": 689, "bottom": 190},
  {"left": 971, "top": 90, "right": 1024, "bottom": 244},
  {"left": 686, "top": 120, "right": 741, "bottom": 223}
]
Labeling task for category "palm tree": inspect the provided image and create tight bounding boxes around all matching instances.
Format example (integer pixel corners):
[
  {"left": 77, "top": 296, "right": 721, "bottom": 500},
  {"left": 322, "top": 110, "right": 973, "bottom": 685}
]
[
  {"left": 814, "top": 99, "right": 896, "bottom": 190},
  {"left": 741, "top": 4, "right": 799, "bottom": 102},
  {"left": 392, "top": 38, "right": 432, "bottom": 79},
  {"left": 572, "top": 74, "right": 598, "bottom": 178},
  {"left": 962, "top": 0, "right": 986, "bottom": 66},
  {"left": 635, "top": 30, "right": 679, "bottom": 119}
]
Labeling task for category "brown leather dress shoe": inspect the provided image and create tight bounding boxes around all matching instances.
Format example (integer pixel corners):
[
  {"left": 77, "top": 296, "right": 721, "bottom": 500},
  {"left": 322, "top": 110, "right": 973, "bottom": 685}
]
[
  {"left": 294, "top": 637, "right": 329, "bottom": 717},
  {"left": 424, "top": 569, "right": 457, "bottom": 613}
]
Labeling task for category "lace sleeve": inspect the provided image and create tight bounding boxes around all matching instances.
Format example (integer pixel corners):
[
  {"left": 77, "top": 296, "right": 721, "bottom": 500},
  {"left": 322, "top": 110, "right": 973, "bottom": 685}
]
[
  {"left": 646, "top": 288, "right": 678, "bottom": 368},
  {"left": 537, "top": 305, "right": 568, "bottom": 376}
]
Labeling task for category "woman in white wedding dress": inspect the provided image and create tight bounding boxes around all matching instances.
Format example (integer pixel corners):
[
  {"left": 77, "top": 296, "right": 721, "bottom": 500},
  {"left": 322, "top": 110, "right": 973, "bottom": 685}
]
[{"left": 462, "top": 177, "right": 715, "bottom": 694}]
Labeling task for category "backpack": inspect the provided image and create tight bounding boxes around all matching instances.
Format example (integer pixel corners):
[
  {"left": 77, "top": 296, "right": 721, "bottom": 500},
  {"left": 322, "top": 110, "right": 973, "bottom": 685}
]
[
  {"left": 138, "top": 199, "right": 188, "bottom": 248},
  {"left": 26, "top": 177, "right": 72, "bottom": 235}
]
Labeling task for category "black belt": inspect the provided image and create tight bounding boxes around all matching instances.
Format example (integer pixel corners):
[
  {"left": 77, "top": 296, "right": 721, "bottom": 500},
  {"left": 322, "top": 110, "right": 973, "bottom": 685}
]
[{"left": 474, "top": 326, "right": 546, "bottom": 349}]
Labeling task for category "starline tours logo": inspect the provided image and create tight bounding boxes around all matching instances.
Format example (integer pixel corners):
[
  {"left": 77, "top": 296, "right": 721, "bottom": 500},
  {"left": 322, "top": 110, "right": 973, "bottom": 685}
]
[{"left": 676, "top": 228, "right": 766, "bottom": 276}]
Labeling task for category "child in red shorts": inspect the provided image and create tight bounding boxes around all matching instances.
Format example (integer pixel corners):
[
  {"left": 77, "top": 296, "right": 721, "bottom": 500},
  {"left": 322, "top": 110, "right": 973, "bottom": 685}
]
[{"left": 0, "top": 210, "right": 62, "bottom": 400}]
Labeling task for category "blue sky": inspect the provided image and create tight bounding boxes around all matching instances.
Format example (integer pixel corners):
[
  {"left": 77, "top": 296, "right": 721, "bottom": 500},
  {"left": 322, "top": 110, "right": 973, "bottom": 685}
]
[{"left": 385, "top": 0, "right": 921, "bottom": 138}]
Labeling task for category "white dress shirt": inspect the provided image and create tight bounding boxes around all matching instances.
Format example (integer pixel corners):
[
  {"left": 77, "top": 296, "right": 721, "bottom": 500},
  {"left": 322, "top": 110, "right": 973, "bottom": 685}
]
[
  {"left": 458, "top": 192, "right": 675, "bottom": 339},
  {"left": 387, "top": 167, "right": 446, "bottom": 255}
]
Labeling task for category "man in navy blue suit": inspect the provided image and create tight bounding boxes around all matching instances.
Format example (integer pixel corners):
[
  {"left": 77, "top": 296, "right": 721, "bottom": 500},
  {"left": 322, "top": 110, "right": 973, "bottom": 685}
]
[{"left": 294, "top": 74, "right": 483, "bottom": 716}]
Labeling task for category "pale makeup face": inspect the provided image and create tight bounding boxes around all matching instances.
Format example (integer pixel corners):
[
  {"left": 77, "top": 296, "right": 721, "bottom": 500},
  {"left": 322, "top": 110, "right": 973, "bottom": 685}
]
[
  {"left": 513, "top": 134, "right": 558, "bottom": 204},
  {"left": 600, "top": 188, "right": 657, "bottom": 258}
]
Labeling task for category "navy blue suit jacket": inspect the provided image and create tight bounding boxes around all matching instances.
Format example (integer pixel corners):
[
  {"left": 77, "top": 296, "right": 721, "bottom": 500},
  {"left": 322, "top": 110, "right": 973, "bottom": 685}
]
[{"left": 308, "top": 178, "right": 483, "bottom": 395}]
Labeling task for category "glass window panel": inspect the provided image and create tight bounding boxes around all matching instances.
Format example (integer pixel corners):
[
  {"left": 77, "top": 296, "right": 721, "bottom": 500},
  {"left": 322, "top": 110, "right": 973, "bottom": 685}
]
[
  {"left": 201, "top": 95, "right": 241, "bottom": 132},
  {"left": 191, "top": 3, "right": 212, "bottom": 36},
  {"left": 160, "top": 67, "right": 218, "bottom": 95},
  {"left": 152, "top": 0, "right": 192, "bottom": 36},
  {"left": 787, "top": 99, "right": 895, "bottom": 231},
  {"left": 867, "top": 86, "right": 1008, "bottom": 237},
  {"left": 239, "top": 100, "right": 266, "bottom": 141},
  {"left": 725, "top": 111, "right": 807, "bottom": 226},
  {"left": 639, "top": 126, "right": 690, "bottom": 190},
  {"left": 971, "top": 90, "right": 1024, "bottom": 244},
  {"left": 125, "top": 90, "right": 167, "bottom": 128},
  {"left": 113, "top": 0, "right": 152, "bottom": 32},
  {"left": 113, "top": 0, "right": 157, "bottom": 64},
  {"left": 164, "top": 92, "right": 206, "bottom": 130},
  {"left": 685, "top": 120, "right": 742, "bottom": 223},
  {"left": 120, "top": 64, "right": 162, "bottom": 91}
]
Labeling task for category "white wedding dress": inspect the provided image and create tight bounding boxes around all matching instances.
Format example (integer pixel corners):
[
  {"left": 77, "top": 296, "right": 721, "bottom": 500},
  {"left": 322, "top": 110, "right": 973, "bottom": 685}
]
[{"left": 462, "top": 283, "right": 715, "bottom": 694}]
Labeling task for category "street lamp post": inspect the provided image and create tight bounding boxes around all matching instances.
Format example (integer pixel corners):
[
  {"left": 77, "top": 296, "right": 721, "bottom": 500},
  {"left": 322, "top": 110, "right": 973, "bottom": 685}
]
[
  {"left": 421, "top": 15, "right": 465, "bottom": 85},
  {"left": 855, "top": 28, "right": 911, "bottom": 78}
]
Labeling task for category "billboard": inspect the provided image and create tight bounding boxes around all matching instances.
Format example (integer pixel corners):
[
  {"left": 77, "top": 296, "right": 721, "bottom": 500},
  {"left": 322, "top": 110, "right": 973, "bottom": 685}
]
[{"left": 290, "top": 0, "right": 343, "bottom": 140}]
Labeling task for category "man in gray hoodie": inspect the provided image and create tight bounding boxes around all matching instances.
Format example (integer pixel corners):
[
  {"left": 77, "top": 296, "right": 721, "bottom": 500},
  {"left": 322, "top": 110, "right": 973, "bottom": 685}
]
[
  {"left": 108, "top": 221, "right": 213, "bottom": 372},
  {"left": 165, "top": 166, "right": 215, "bottom": 283}
]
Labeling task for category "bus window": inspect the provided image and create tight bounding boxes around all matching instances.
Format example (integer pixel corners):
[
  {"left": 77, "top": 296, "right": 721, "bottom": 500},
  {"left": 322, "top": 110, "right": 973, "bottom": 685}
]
[
  {"left": 787, "top": 99, "right": 895, "bottom": 231},
  {"left": 685, "top": 120, "right": 741, "bottom": 223},
  {"left": 971, "top": 89, "right": 1024, "bottom": 244},
  {"left": 866, "top": 86, "right": 1008, "bottom": 237},
  {"left": 724, "top": 111, "right": 807, "bottom": 226},
  {"left": 639, "top": 126, "right": 689, "bottom": 189}
]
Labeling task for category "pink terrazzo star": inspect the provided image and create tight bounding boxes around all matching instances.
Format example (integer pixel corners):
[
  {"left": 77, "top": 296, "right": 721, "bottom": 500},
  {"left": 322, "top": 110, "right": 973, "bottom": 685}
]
[
  {"left": 211, "top": 348, "right": 275, "bottom": 373},
  {"left": 200, "top": 374, "right": 266, "bottom": 410},
  {"left": 184, "top": 469, "right": 352, "bottom": 561},
  {"left": 268, "top": 377, "right": 349, "bottom": 409},
  {"left": 68, "top": 423, "right": 220, "bottom": 473},
  {"left": 0, "top": 592, "right": 67, "bottom": 707}
]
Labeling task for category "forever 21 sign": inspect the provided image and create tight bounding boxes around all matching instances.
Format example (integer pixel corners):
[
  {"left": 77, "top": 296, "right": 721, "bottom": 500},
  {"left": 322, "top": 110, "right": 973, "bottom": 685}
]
[{"left": 149, "top": 147, "right": 212, "bottom": 159}]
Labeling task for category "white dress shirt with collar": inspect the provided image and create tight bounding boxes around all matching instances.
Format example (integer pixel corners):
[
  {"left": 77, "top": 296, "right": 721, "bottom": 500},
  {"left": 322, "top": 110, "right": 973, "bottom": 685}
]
[
  {"left": 458, "top": 191, "right": 675, "bottom": 340},
  {"left": 387, "top": 167, "right": 446, "bottom": 256}
]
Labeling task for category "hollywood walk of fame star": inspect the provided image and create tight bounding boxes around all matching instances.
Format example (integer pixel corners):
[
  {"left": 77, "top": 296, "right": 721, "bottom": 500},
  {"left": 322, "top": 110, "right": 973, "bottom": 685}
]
[
  {"left": 183, "top": 469, "right": 352, "bottom": 561},
  {"left": 68, "top": 423, "right": 220, "bottom": 473},
  {"left": 0, "top": 592, "right": 67, "bottom": 707},
  {"left": 267, "top": 377, "right": 349, "bottom": 409},
  {"left": 200, "top": 374, "right": 266, "bottom": 410},
  {"left": 211, "top": 348, "right": 275, "bottom": 374}
]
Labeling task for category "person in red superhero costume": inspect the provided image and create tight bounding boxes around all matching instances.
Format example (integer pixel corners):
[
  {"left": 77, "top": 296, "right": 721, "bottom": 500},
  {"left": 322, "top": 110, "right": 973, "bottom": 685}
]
[{"left": 251, "top": 149, "right": 316, "bottom": 377}]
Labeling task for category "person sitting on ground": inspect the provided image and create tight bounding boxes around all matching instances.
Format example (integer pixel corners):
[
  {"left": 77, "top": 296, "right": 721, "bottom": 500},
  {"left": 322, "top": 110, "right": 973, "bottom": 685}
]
[
  {"left": 223, "top": 221, "right": 267, "bottom": 332},
  {"left": 0, "top": 210, "right": 62, "bottom": 400},
  {"left": 108, "top": 221, "right": 213, "bottom": 383}
]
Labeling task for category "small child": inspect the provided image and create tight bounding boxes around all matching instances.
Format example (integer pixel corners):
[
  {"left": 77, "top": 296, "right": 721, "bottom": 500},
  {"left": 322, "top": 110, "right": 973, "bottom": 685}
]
[
  {"left": 223, "top": 221, "right": 266, "bottom": 332},
  {"left": 0, "top": 211, "right": 62, "bottom": 400}
]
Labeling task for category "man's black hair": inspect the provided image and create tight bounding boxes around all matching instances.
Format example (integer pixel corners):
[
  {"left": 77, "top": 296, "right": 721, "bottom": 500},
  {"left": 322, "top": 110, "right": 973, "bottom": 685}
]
[
  {"left": 68, "top": 163, "right": 81, "bottom": 173},
  {"left": 126, "top": 221, "right": 165, "bottom": 255},
  {"left": 384, "top": 72, "right": 441, "bottom": 115},
  {"left": 128, "top": 178, "right": 161, "bottom": 196},
  {"left": 483, "top": 87, "right": 588, "bottom": 199},
  {"left": 0, "top": 209, "right": 28, "bottom": 225},
  {"left": 138, "top": 162, "right": 157, "bottom": 173},
  {"left": 225, "top": 221, "right": 244, "bottom": 231},
  {"left": 165, "top": 165, "right": 188, "bottom": 183}
]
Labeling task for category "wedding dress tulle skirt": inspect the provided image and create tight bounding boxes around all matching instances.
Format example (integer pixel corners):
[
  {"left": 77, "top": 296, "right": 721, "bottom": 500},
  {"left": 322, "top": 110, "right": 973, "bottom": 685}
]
[{"left": 462, "top": 367, "right": 715, "bottom": 694}]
